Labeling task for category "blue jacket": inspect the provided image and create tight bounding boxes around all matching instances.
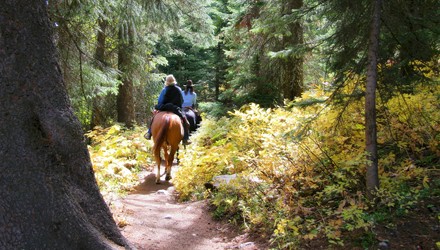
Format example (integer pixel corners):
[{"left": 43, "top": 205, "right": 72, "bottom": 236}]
[{"left": 156, "top": 84, "right": 183, "bottom": 109}]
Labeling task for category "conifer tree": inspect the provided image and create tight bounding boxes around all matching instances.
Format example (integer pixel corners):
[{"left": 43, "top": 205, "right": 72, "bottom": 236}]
[
  {"left": 316, "top": 0, "right": 439, "bottom": 193},
  {"left": 0, "top": 1, "right": 132, "bottom": 248},
  {"left": 365, "top": 0, "right": 381, "bottom": 195}
]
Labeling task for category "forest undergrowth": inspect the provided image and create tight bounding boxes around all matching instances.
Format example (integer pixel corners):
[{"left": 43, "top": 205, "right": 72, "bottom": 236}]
[
  {"left": 87, "top": 81, "right": 439, "bottom": 249},
  {"left": 173, "top": 81, "right": 440, "bottom": 248},
  {"left": 86, "top": 125, "right": 153, "bottom": 201}
]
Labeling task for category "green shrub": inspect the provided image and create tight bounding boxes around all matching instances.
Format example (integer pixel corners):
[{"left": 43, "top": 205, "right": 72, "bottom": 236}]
[{"left": 175, "top": 82, "right": 440, "bottom": 247}]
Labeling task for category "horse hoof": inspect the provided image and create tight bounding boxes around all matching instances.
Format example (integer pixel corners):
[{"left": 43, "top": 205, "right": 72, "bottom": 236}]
[
  {"left": 156, "top": 180, "right": 161, "bottom": 184},
  {"left": 165, "top": 176, "right": 172, "bottom": 181}
]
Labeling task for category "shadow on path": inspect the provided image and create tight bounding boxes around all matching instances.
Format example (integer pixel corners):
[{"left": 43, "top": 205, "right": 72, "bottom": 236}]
[
  {"left": 131, "top": 173, "right": 173, "bottom": 195},
  {"left": 131, "top": 159, "right": 177, "bottom": 194},
  {"left": 111, "top": 161, "right": 263, "bottom": 250}
]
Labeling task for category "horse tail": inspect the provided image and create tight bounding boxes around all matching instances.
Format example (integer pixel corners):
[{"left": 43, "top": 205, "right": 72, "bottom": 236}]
[{"left": 153, "top": 115, "right": 170, "bottom": 154}]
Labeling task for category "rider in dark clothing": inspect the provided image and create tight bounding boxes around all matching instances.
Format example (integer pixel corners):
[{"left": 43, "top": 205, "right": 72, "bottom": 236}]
[
  {"left": 156, "top": 83, "right": 183, "bottom": 111},
  {"left": 145, "top": 75, "right": 191, "bottom": 145}
]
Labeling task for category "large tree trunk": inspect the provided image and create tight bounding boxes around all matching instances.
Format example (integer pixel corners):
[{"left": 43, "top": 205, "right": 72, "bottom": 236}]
[
  {"left": 214, "top": 43, "right": 222, "bottom": 101},
  {"left": 365, "top": 0, "right": 381, "bottom": 196},
  {"left": 117, "top": 27, "right": 135, "bottom": 128},
  {"left": 91, "top": 18, "right": 108, "bottom": 130},
  {"left": 281, "top": 0, "right": 304, "bottom": 101},
  {"left": 0, "top": 1, "right": 132, "bottom": 249}
]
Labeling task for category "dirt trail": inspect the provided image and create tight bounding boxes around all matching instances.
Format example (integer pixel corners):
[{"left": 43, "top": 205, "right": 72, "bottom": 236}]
[{"left": 110, "top": 166, "right": 265, "bottom": 250}]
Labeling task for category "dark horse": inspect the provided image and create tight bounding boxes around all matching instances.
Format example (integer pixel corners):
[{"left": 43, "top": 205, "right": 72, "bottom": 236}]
[
  {"left": 184, "top": 107, "right": 202, "bottom": 133},
  {"left": 151, "top": 112, "right": 183, "bottom": 184}
]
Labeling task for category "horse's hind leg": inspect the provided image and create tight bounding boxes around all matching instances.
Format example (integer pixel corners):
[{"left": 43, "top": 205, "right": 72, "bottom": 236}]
[
  {"left": 155, "top": 151, "right": 161, "bottom": 184},
  {"left": 163, "top": 145, "right": 169, "bottom": 163},
  {"left": 165, "top": 146, "right": 178, "bottom": 181},
  {"left": 176, "top": 148, "right": 180, "bottom": 164}
]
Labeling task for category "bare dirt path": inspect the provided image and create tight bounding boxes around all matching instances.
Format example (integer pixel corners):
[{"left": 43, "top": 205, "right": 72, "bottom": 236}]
[{"left": 110, "top": 165, "right": 266, "bottom": 250}]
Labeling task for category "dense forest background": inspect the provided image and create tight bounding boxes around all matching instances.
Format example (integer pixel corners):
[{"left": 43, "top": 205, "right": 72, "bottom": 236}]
[
  {"left": 48, "top": 0, "right": 439, "bottom": 128},
  {"left": 48, "top": 0, "right": 439, "bottom": 248}
]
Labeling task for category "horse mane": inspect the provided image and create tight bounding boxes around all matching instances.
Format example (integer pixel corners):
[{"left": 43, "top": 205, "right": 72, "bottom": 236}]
[{"left": 153, "top": 114, "right": 170, "bottom": 154}]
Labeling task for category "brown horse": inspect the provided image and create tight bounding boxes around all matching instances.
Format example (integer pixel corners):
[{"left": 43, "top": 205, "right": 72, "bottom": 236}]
[{"left": 151, "top": 112, "right": 183, "bottom": 184}]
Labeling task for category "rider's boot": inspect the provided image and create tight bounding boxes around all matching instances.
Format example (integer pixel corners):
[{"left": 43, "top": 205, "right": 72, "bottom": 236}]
[
  {"left": 144, "top": 114, "right": 156, "bottom": 140},
  {"left": 144, "top": 130, "right": 152, "bottom": 140}
]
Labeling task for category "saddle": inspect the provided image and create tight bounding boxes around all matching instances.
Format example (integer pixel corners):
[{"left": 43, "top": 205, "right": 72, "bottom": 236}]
[
  {"left": 153, "top": 104, "right": 188, "bottom": 127},
  {"left": 184, "top": 107, "right": 202, "bottom": 125},
  {"left": 155, "top": 103, "right": 182, "bottom": 116}
]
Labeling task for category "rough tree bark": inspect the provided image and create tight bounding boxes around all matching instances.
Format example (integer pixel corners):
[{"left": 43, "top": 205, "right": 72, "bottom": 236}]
[
  {"left": 0, "top": 1, "right": 132, "bottom": 249},
  {"left": 214, "top": 43, "right": 222, "bottom": 101},
  {"left": 91, "top": 17, "right": 108, "bottom": 130},
  {"left": 281, "top": 0, "right": 304, "bottom": 101},
  {"left": 365, "top": 0, "right": 381, "bottom": 196},
  {"left": 117, "top": 26, "right": 135, "bottom": 128}
]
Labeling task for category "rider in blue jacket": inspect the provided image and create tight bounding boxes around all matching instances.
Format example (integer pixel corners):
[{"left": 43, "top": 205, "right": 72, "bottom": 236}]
[{"left": 145, "top": 75, "right": 191, "bottom": 145}]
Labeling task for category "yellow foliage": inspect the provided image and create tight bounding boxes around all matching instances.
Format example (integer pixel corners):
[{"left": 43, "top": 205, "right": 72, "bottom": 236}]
[
  {"left": 86, "top": 124, "right": 153, "bottom": 200},
  {"left": 174, "top": 81, "right": 439, "bottom": 247}
]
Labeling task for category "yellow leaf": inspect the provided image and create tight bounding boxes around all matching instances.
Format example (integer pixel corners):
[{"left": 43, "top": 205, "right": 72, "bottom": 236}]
[{"left": 423, "top": 176, "right": 430, "bottom": 189}]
